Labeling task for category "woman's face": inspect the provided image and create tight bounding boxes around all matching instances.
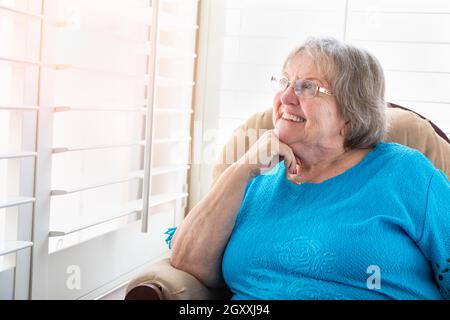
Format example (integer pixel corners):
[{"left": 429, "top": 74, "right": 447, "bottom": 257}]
[{"left": 273, "top": 53, "right": 347, "bottom": 151}]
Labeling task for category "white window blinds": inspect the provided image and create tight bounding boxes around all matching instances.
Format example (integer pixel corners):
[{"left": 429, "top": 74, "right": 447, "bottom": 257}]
[
  {"left": 0, "top": 0, "right": 39, "bottom": 275},
  {"left": 26, "top": 0, "right": 197, "bottom": 253},
  {"left": 1, "top": 0, "right": 198, "bottom": 299},
  {"left": 0, "top": 0, "right": 40, "bottom": 299}
]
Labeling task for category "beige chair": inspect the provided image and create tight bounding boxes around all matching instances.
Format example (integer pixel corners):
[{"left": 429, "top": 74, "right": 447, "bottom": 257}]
[{"left": 125, "top": 103, "right": 450, "bottom": 300}]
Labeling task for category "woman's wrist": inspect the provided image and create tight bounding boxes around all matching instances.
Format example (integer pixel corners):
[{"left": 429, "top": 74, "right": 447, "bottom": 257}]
[{"left": 231, "top": 160, "right": 260, "bottom": 181}]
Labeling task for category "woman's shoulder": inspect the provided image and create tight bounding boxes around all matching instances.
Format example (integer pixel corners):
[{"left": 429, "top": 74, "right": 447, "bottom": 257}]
[
  {"left": 376, "top": 141, "right": 434, "bottom": 165},
  {"left": 376, "top": 140, "right": 421, "bottom": 155},
  {"left": 373, "top": 141, "right": 438, "bottom": 179}
]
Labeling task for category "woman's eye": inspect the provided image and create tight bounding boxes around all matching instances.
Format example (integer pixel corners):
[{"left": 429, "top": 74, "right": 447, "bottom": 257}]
[{"left": 301, "top": 81, "right": 315, "bottom": 90}]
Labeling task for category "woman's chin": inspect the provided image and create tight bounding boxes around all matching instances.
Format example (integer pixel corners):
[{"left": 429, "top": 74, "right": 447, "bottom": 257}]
[{"left": 274, "top": 123, "right": 299, "bottom": 145}]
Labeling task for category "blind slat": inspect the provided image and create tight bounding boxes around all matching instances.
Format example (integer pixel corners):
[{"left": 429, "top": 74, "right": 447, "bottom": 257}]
[
  {"left": 0, "top": 152, "right": 37, "bottom": 160},
  {"left": 52, "top": 64, "right": 150, "bottom": 81},
  {"left": 0, "top": 197, "right": 35, "bottom": 210},
  {"left": 52, "top": 141, "right": 145, "bottom": 154},
  {"left": 49, "top": 212, "right": 142, "bottom": 237},
  {"left": 0, "top": 106, "right": 39, "bottom": 111},
  {"left": 49, "top": 201, "right": 143, "bottom": 237},
  {"left": 53, "top": 106, "right": 147, "bottom": 113},
  {"left": 0, "top": 241, "right": 33, "bottom": 257},
  {"left": 0, "top": 4, "right": 42, "bottom": 19},
  {"left": 51, "top": 171, "right": 144, "bottom": 196},
  {"left": 0, "top": 55, "right": 41, "bottom": 66}
]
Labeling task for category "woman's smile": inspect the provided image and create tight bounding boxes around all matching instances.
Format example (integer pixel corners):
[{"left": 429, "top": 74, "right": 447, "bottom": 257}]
[{"left": 280, "top": 111, "right": 306, "bottom": 123}]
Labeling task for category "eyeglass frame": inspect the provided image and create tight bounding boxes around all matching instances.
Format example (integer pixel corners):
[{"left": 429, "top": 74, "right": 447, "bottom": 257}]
[{"left": 270, "top": 75, "right": 333, "bottom": 98}]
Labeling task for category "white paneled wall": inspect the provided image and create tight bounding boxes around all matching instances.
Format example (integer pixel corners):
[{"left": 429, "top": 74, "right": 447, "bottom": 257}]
[
  {"left": 190, "top": 0, "right": 450, "bottom": 207},
  {"left": 346, "top": 0, "right": 450, "bottom": 132}
]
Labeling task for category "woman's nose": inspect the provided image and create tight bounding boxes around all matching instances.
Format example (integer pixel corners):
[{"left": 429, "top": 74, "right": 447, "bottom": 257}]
[{"left": 280, "top": 85, "right": 299, "bottom": 106}]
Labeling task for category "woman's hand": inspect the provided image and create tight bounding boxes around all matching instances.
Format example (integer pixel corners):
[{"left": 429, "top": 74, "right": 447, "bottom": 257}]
[{"left": 236, "top": 129, "right": 302, "bottom": 183}]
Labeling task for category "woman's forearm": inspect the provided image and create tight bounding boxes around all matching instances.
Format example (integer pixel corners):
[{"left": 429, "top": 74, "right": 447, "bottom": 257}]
[{"left": 170, "top": 162, "right": 256, "bottom": 288}]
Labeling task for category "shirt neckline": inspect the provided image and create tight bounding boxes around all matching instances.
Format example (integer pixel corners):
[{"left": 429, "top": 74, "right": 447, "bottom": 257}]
[{"left": 281, "top": 141, "right": 386, "bottom": 188}]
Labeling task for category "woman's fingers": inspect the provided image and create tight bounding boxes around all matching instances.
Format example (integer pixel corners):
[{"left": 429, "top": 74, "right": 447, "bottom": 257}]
[
  {"left": 282, "top": 149, "right": 303, "bottom": 184},
  {"left": 238, "top": 129, "right": 301, "bottom": 179},
  {"left": 279, "top": 142, "right": 297, "bottom": 174},
  {"left": 286, "top": 164, "right": 302, "bottom": 184},
  {"left": 267, "top": 131, "right": 299, "bottom": 176}
]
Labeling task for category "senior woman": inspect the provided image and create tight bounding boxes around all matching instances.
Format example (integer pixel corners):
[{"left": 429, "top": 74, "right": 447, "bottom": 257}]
[{"left": 170, "top": 37, "right": 450, "bottom": 300}]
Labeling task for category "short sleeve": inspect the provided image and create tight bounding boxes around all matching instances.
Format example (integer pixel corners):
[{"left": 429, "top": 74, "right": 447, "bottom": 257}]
[{"left": 417, "top": 169, "right": 450, "bottom": 299}]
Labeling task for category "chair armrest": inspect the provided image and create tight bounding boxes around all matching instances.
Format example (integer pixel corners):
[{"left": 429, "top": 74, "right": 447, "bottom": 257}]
[{"left": 125, "top": 258, "right": 231, "bottom": 300}]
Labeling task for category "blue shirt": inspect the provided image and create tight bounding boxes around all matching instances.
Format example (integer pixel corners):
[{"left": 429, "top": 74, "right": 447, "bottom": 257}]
[{"left": 222, "top": 142, "right": 450, "bottom": 299}]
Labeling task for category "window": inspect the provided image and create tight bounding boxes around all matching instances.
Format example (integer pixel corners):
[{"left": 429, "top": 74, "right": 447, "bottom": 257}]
[
  {"left": 0, "top": 0, "right": 40, "bottom": 299},
  {"left": 1, "top": 0, "right": 198, "bottom": 299}
]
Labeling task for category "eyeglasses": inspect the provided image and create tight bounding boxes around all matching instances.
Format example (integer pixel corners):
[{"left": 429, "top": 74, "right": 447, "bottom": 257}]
[{"left": 270, "top": 75, "right": 333, "bottom": 99}]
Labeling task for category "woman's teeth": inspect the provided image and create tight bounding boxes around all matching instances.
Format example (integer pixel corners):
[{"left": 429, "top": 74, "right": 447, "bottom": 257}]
[{"left": 281, "top": 112, "right": 305, "bottom": 123}]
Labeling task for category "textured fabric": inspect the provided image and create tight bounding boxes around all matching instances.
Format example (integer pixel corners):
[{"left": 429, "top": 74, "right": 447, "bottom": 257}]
[
  {"left": 222, "top": 142, "right": 450, "bottom": 300},
  {"left": 212, "top": 107, "right": 450, "bottom": 183}
]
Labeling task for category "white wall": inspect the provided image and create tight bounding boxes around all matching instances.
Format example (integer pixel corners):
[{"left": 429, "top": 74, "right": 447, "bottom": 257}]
[{"left": 190, "top": 0, "right": 450, "bottom": 208}]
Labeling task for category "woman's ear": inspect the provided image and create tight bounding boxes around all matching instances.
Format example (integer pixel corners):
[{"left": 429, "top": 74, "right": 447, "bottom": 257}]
[
  {"left": 340, "top": 121, "right": 351, "bottom": 137},
  {"left": 272, "top": 92, "right": 282, "bottom": 126}
]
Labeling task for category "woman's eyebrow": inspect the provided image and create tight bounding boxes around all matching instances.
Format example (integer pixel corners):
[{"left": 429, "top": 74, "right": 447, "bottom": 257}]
[
  {"left": 285, "top": 72, "right": 322, "bottom": 81},
  {"left": 298, "top": 77, "right": 326, "bottom": 87},
  {"left": 303, "top": 76, "right": 323, "bottom": 82},
  {"left": 283, "top": 73, "right": 326, "bottom": 85}
]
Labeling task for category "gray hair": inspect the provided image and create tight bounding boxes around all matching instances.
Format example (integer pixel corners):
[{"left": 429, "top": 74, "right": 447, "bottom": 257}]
[{"left": 283, "top": 37, "right": 387, "bottom": 149}]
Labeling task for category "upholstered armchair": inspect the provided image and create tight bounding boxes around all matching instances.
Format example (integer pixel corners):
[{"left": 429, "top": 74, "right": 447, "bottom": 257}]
[{"left": 125, "top": 103, "right": 450, "bottom": 300}]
